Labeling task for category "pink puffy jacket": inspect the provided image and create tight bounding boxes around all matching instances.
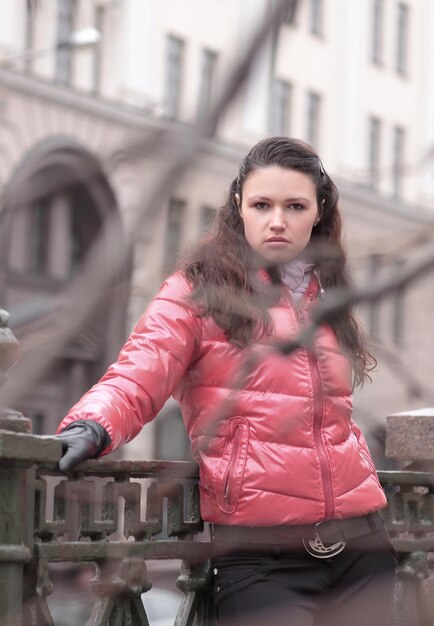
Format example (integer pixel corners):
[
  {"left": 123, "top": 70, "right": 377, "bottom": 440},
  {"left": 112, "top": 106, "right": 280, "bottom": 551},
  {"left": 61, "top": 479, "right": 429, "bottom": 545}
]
[{"left": 58, "top": 272, "right": 387, "bottom": 526}]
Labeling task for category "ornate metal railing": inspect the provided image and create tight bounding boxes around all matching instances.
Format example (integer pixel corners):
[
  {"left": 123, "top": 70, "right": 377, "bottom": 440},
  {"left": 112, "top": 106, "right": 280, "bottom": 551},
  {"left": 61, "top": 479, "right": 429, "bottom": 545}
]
[
  {"left": 0, "top": 441, "right": 432, "bottom": 626},
  {"left": 2, "top": 446, "right": 218, "bottom": 626},
  {"left": 1, "top": 312, "right": 434, "bottom": 625},
  {"left": 27, "top": 458, "right": 214, "bottom": 626},
  {"left": 379, "top": 470, "right": 434, "bottom": 626}
]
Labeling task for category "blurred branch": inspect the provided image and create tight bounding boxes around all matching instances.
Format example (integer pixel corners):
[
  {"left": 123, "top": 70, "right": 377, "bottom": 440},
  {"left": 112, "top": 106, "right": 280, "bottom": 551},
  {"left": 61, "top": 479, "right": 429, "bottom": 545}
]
[
  {"left": 0, "top": 28, "right": 101, "bottom": 68},
  {"left": 369, "top": 339, "right": 434, "bottom": 404},
  {"left": 348, "top": 143, "right": 434, "bottom": 187},
  {"left": 379, "top": 227, "right": 434, "bottom": 263},
  {"left": 351, "top": 222, "right": 434, "bottom": 265},
  {"left": 2, "top": 0, "right": 433, "bottom": 439},
  {"left": 201, "top": 240, "right": 434, "bottom": 439},
  {"left": 0, "top": 0, "right": 296, "bottom": 408},
  {"left": 278, "top": 241, "right": 434, "bottom": 356}
]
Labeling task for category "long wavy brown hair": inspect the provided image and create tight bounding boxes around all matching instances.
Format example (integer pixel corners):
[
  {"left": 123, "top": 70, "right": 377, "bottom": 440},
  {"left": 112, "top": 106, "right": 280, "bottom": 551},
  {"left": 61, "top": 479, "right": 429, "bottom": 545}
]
[{"left": 183, "top": 136, "right": 375, "bottom": 386}]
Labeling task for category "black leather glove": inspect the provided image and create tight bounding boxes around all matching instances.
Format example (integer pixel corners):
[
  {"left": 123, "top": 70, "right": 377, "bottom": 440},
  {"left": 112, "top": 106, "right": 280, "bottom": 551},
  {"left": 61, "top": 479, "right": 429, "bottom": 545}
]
[{"left": 57, "top": 420, "right": 111, "bottom": 471}]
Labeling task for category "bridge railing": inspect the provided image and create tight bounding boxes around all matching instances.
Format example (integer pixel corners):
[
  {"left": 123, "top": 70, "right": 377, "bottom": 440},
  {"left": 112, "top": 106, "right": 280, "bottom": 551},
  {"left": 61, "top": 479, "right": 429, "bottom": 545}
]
[
  {"left": 0, "top": 312, "right": 433, "bottom": 625},
  {"left": 0, "top": 427, "right": 432, "bottom": 625}
]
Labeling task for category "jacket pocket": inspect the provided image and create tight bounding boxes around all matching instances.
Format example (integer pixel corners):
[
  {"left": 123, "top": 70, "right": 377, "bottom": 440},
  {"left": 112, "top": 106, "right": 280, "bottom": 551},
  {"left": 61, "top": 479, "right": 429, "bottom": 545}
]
[
  {"left": 213, "top": 554, "right": 269, "bottom": 594},
  {"left": 215, "top": 417, "right": 250, "bottom": 514},
  {"left": 358, "top": 446, "right": 376, "bottom": 473},
  {"left": 351, "top": 428, "right": 377, "bottom": 474},
  {"left": 357, "top": 441, "right": 381, "bottom": 480}
]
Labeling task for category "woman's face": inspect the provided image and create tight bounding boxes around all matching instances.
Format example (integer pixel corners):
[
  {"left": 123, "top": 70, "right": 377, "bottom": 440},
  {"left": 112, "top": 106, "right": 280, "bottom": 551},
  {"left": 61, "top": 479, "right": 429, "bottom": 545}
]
[{"left": 238, "top": 165, "right": 319, "bottom": 265}]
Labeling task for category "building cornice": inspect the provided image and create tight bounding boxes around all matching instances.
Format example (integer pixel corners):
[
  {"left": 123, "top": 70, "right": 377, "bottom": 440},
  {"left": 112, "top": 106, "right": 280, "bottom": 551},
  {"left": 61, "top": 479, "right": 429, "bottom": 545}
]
[
  {"left": 0, "top": 68, "right": 245, "bottom": 165},
  {"left": 1, "top": 69, "right": 432, "bottom": 223},
  {"left": 336, "top": 176, "right": 434, "bottom": 224}
]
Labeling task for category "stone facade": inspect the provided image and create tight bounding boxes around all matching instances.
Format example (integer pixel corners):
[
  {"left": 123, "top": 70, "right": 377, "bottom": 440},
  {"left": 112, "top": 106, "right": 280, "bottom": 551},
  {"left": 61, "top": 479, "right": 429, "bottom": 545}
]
[{"left": 0, "top": 0, "right": 433, "bottom": 462}]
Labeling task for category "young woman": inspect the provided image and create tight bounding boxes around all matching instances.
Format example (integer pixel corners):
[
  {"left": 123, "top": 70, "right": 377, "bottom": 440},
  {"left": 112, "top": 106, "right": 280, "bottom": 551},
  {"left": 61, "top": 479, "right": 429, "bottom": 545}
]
[{"left": 57, "top": 137, "right": 396, "bottom": 626}]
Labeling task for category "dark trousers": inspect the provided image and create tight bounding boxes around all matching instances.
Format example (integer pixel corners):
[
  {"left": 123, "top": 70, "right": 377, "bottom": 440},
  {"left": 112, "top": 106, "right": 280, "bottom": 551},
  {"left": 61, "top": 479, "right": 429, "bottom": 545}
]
[{"left": 212, "top": 529, "right": 397, "bottom": 626}]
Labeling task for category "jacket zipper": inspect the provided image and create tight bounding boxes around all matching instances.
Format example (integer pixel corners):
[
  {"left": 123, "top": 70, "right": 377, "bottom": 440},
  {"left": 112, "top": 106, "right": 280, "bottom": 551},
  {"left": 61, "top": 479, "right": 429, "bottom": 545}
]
[
  {"left": 223, "top": 424, "right": 242, "bottom": 506},
  {"left": 305, "top": 348, "right": 335, "bottom": 520},
  {"left": 284, "top": 284, "right": 335, "bottom": 520}
]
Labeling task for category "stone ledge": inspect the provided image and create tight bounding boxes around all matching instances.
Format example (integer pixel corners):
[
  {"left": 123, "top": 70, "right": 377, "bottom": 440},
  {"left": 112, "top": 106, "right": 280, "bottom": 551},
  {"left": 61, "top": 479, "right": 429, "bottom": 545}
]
[
  {"left": 0, "top": 430, "right": 61, "bottom": 464},
  {"left": 0, "top": 409, "right": 31, "bottom": 432},
  {"left": 386, "top": 408, "right": 434, "bottom": 460}
]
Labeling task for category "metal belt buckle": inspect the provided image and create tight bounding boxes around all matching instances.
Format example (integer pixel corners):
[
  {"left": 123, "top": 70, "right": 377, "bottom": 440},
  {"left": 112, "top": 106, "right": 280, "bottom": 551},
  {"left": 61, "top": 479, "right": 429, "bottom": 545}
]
[{"left": 303, "top": 521, "right": 346, "bottom": 559}]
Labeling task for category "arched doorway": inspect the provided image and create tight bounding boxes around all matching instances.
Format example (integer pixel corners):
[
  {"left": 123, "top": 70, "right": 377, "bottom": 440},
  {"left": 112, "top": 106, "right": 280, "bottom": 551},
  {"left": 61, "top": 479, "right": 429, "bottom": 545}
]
[{"left": 0, "top": 137, "right": 131, "bottom": 435}]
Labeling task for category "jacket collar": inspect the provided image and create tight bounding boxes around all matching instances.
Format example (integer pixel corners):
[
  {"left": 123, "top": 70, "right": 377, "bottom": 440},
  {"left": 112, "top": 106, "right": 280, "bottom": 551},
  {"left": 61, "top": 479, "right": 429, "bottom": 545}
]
[{"left": 257, "top": 267, "right": 321, "bottom": 302}]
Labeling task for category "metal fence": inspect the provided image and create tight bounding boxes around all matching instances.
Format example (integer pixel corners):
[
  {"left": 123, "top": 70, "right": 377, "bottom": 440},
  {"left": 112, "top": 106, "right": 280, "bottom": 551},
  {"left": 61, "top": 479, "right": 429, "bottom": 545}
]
[{"left": 0, "top": 414, "right": 433, "bottom": 625}]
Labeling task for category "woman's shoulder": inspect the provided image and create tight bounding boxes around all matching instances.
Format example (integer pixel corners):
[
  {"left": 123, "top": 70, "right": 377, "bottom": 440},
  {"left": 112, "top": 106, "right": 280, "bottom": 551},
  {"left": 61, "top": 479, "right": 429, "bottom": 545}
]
[{"left": 155, "top": 271, "right": 194, "bottom": 304}]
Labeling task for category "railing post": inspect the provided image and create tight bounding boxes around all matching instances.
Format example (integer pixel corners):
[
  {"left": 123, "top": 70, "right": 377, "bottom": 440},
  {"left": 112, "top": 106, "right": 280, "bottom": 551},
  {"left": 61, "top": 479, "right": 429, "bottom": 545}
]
[
  {"left": 0, "top": 309, "right": 60, "bottom": 626},
  {"left": 385, "top": 407, "right": 434, "bottom": 625},
  {"left": 386, "top": 407, "right": 434, "bottom": 469},
  {"left": 0, "top": 309, "right": 32, "bottom": 625}
]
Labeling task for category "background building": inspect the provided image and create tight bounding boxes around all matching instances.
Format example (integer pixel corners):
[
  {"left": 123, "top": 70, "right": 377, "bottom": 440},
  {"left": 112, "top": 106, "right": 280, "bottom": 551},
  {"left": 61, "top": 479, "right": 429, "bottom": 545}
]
[{"left": 0, "top": 0, "right": 433, "bottom": 465}]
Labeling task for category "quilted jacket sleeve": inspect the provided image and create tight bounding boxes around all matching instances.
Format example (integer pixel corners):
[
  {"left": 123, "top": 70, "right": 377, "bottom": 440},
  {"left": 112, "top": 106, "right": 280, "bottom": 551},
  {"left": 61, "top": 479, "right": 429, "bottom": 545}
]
[{"left": 57, "top": 274, "right": 202, "bottom": 454}]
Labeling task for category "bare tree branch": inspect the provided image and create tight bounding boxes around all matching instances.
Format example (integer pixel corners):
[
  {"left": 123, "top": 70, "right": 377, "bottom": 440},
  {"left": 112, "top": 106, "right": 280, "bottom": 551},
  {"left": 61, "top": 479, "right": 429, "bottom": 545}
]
[
  {"left": 2, "top": 0, "right": 434, "bottom": 454},
  {"left": 0, "top": 0, "right": 296, "bottom": 409},
  {"left": 198, "top": 240, "right": 434, "bottom": 442},
  {"left": 278, "top": 241, "right": 434, "bottom": 356},
  {"left": 369, "top": 339, "right": 434, "bottom": 404}
]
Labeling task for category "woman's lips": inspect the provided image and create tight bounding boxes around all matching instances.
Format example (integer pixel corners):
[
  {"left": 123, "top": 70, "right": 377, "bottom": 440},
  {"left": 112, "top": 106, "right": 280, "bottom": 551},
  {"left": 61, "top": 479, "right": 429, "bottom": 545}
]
[{"left": 264, "top": 237, "right": 290, "bottom": 246}]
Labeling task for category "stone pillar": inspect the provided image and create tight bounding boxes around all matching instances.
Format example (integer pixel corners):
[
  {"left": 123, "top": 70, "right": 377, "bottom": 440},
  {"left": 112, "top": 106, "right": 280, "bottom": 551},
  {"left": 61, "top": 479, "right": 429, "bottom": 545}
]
[
  {"left": 0, "top": 308, "right": 30, "bottom": 625},
  {"left": 385, "top": 407, "right": 434, "bottom": 468},
  {"left": 0, "top": 308, "right": 31, "bottom": 433},
  {"left": 385, "top": 407, "right": 434, "bottom": 623},
  {"left": 0, "top": 308, "right": 60, "bottom": 625}
]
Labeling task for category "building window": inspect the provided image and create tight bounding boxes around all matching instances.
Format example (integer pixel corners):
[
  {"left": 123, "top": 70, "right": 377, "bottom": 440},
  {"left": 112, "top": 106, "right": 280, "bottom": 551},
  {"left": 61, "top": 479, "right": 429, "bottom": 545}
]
[
  {"left": 68, "top": 185, "right": 102, "bottom": 275},
  {"left": 31, "top": 412, "right": 45, "bottom": 435},
  {"left": 164, "top": 198, "right": 186, "bottom": 271},
  {"left": 155, "top": 406, "right": 191, "bottom": 461},
  {"left": 368, "top": 116, "right": 381, "bottom": 188},
  {"left": 55, "top": 0, "right": 76, "bottom": 85},
  {"left": 392, "top": 259, "right": 405, "bottom": 346},
  {"left": 392, "top": 126, "right": 405, "bottom": 198},
  {"left": 370, "top": 0, "right": 384, "bottom": 64},
  {"left": 25, "top": 0, "right": 38, "bottom": 72},
  {"left": 368, "top": 254, "right": 382, "bottom": 339},
  {"left": 201, "top": 206, "right": 215, "bottom": 233},
  {"left": 165, "top": 35, "right": 185, "bottom": 119},
  {"left": 70, "top": 201, "right": 85, "bottom": 274},
  {"left": 367, "top": 255, "right": 405, "bottom": 346},
  {"left": 284, "top": 1, "right": 298, "bottom": 25},
  {"left": 306, "top": 91, "right": 321, "bottom": 148},
  {"left": 395, "top": 3, "right": 409, "bottom": 75},
  {"left": 197, "top": 49, "right": 218, "bottom": 118},
  {"left": 270, "top": 79, "right": 292, "bottom": 136},
  {"left": 309, "top": 0, "right": 323, "bottom": 36},
  {"left": 92, "top": 4, "right": 105, "bottom": 94},
  {"left": 29, "top": 200, "right": 50, "bottom": 273}
]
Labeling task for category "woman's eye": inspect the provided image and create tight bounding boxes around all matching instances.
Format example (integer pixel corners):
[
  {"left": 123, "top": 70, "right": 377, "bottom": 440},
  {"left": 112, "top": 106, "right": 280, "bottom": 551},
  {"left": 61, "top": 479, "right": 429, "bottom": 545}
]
[
  {"left": 255, "top": 202, "right": 269, "bottom": 210},
  {"left": 289, "top": 203, "right": 305, "bottom": 211}
]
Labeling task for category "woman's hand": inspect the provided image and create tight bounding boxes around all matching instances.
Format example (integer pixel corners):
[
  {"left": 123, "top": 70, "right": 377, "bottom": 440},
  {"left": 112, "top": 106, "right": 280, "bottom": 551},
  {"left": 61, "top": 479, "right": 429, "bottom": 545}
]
[{"left": 56, "top": 420, "right": 111, "bottom": 471}]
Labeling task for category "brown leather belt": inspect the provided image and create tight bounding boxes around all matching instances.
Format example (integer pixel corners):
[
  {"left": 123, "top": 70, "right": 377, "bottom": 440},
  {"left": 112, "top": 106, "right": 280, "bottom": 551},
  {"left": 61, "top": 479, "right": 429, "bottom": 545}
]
[{"left": 212, "top": 512, "right": 384, "bottom": 547}]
